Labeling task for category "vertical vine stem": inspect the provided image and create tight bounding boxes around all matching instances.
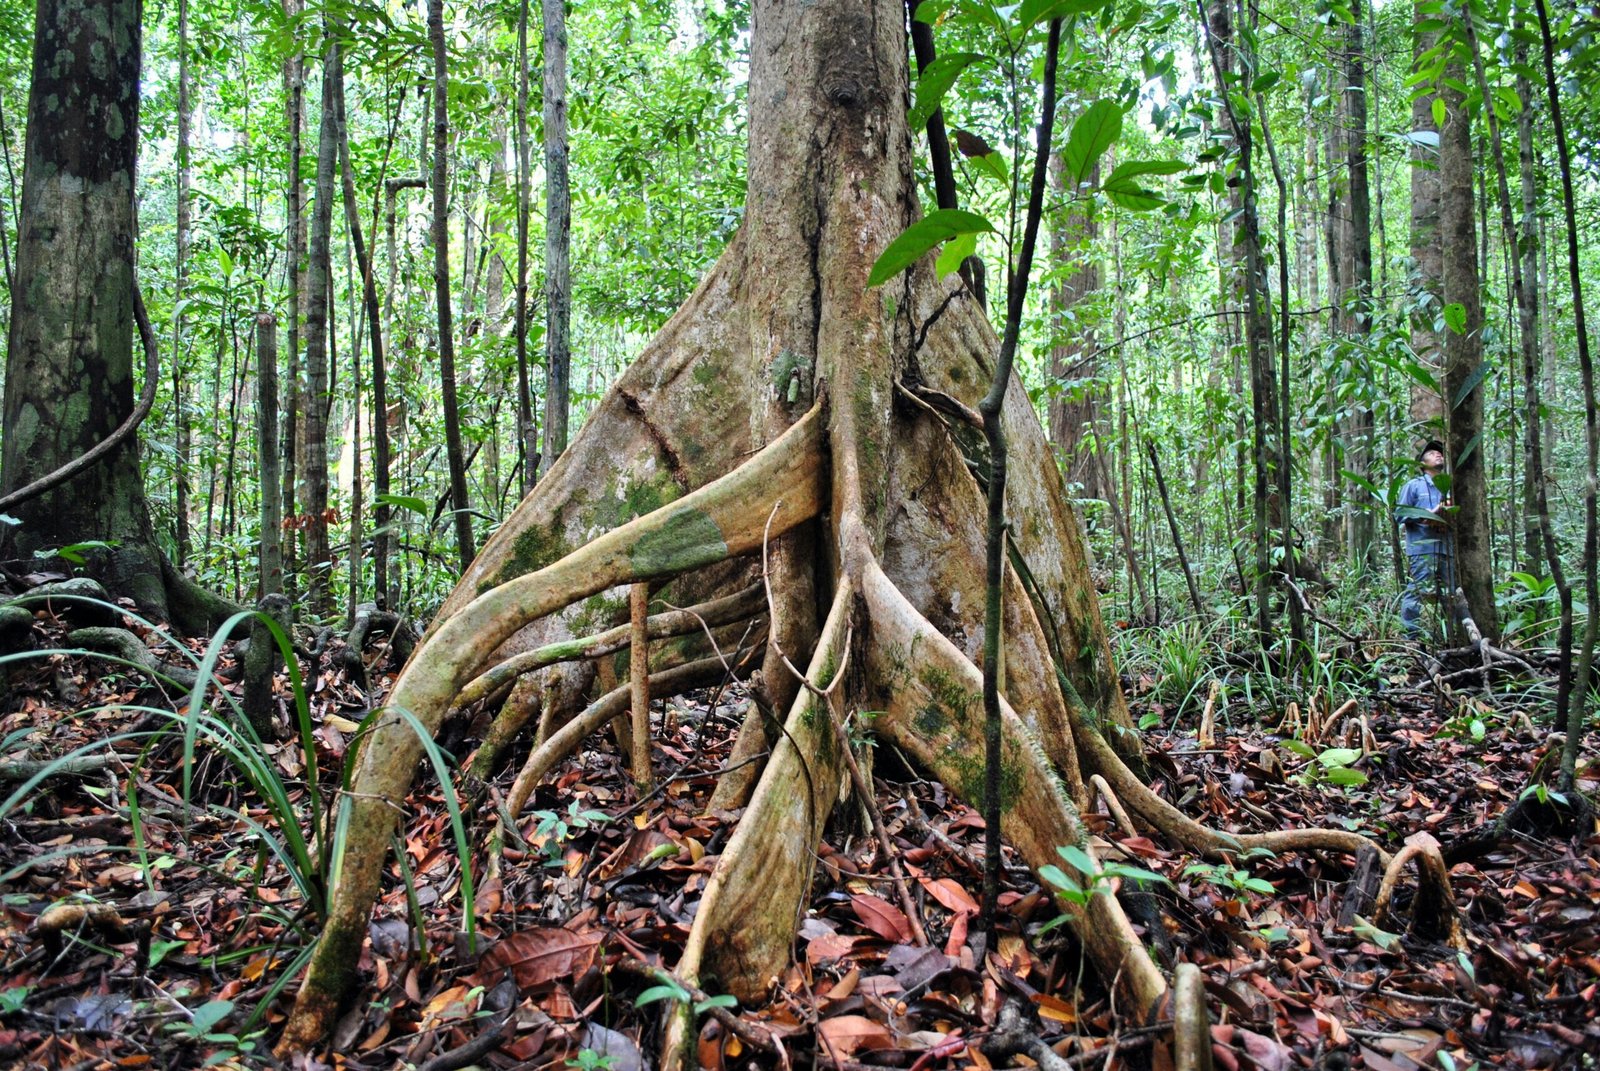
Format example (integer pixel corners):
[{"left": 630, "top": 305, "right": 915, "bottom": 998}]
[{"left": 978, "top": 16, "right": 1062, "bottom": 946}]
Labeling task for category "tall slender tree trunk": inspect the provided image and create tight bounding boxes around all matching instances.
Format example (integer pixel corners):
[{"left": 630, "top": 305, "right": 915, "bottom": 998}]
[
  {"left": 1438, "top": 48, "right": 1497, "bottom": 639},
  {"left": 430, "top": 0, "right": 476, "bottom": 569},
  {"left": 298, "top": 31, "right": 339, "bottom": 617},
  {"left": 1408, "top": 7, "right": 1444, "bottom": 429},
  {"left": 514, "top": 0, "right": 536, "bottom": 491},
  {"left": 281, "top": 0, "right": 306, "bottom": 596},
  {"left": 257, "top": 313, "right": 283, "bottom": 596},
  {"left": 1202, "top": 0, "right": 1278, "bottom": 643},
  {"left": 173, "top": 0, "right": 193, "bottom": 569},
  {"left": 539, "top": 0, "right": 571, "bottom": 477},
  {"left": 1533, "top": 0, "right": 1596, "bottom": 795},
  {"left": 1514, "top": 42, "right": 1544, "bottom": 578},
  {"left": 1341, "top": 1, "right": 1376, "bottom": 570}
]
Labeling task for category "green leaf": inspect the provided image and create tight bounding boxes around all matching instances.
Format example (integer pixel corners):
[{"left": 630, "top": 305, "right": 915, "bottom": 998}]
[
  {"left": 1281, "top": 739, "right": 1316, "bottom": 759},
  {"left": 973, "top": 151, "right": 1010, "bottom": 184},
  {"left": 1103, "top": 159, "right": 1186, "bottom": 186},
  {"left": 1324, "top": 767, "right": 1369, "bottom": 786},
  {"left": 935, "top": 231, "right": 978, "bottom": 278},
  {"left": 909, "top": 52, "right": 985, "bottom": 131},
  {"left": 1103, "top": 184, "right": 1165, "bottom": 211},
  {"left": 1451, "top": 360, "right": 1491, "bottom": 408},
  {"left": 635, "top": 983, "right": 690, "bottom": 1008},
  {"left": 1057, "top": 843, "right": 1097, "bottom": 879},
  {"left": 1016, "top": 0, "right": 1108, "bottom": 32},
  {"left": 375, "top": 492, "right": 429, "bottom": 516},
  {"left": 1441, "top": 302, "right": 1467, "bottom": 335},
  {"left": 1317, "top": 747, "right": 1362, "bottom": 768},
  {"left": 188, "top": 1000, "right": 235, "bottom": 1035},
  {"left": 1252, "top": 71, "right": 1282, "bottom": 93},
  {"left": 1432, "top": 96, "right": 1447, "bottom": 129},
  {"left": 694, "top": 994, "right": 739, "bottom": 1014},
  {"left": 1063, "top": 100, "right": 1123, "bottom": 187},
  {"left": 867, "top": 209, "right": 996, "bottom": 287}
]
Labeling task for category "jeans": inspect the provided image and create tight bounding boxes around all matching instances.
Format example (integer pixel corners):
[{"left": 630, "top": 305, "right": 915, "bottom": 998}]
[{"left": 1401, "top": 546, "right": 1456, "bottom": 638}]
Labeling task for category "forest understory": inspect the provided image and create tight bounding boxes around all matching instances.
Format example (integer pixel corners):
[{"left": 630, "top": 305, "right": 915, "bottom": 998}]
[{"left": 1, "top": 603, "right": 1595, "bottom": 1071}]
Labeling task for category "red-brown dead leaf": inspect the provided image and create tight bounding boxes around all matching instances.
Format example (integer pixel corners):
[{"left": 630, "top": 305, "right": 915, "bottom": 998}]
[
  {"left": 851, "top": 893, "right": 912, "bottom": 942},
  {"left": 476, "top": 927, "right": 600, "bottom": 990},
  {"left": 816, "top": 1014, "right": 894, "bottom": 1057},
  {"left": 920, "top": 877, "right": 979, "bottom": 916}
]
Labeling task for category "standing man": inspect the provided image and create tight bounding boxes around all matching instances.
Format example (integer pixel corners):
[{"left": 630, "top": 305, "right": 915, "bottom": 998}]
[{"left": 1397, "top": 440, "right": 1456, "bottom": 640}]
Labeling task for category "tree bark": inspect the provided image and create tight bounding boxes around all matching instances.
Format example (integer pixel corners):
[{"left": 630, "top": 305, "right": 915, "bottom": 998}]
[
  {"left": 1438, "top": 46, "right": 1497, "bottom": 639},
  {"left": 1048, "top": 155, "right": 1102, "bottom": 500},
  {"left": 0, "top": 0, "right": 165, "bottom": 613},
  {"left": 431, "top": 0, "right": 476, "bottom": 569},
  {"left": 539, "top": 0, "right": 571, "bottom": 477},
  {"left": 173, "top": 0, "right": 193, "bottom": 569},
  {"left": 298, "top": 31, "right": 339, "bottom": 617},
  {"left": 1341, "top": 1, "right": 1376, "bottom": 571},
  {"left": 257, "top": 313, "right": 283, "bottom": 597}
]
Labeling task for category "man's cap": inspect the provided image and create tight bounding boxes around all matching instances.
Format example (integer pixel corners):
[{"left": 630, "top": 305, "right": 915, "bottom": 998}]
[{"left": 1419, "top": 439, "right": 1445, "bottom": 461}]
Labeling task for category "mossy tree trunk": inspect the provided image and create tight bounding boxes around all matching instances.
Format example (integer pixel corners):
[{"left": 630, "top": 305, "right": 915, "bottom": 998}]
[{"left": 0, "top": 0, "right": 234, "bottom": 635}]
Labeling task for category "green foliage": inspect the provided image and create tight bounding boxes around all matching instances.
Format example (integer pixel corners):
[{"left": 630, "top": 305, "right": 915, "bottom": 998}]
[{"left": 1037, "top": 843, "right": 1168, "bottom": 934}]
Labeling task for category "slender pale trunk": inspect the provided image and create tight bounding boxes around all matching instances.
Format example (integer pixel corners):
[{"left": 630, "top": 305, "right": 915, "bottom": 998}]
[
  {"left": 539, "top": 0, "right": 571, "bottom": 477},
  {"left": 430, "top": 0, "right": 476, "bottom": 568}
]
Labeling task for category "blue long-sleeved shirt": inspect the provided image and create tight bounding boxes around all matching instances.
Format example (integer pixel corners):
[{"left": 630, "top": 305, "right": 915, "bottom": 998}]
[{"left": 1396, "top": 473, "right": 1451, "bottom": 553}]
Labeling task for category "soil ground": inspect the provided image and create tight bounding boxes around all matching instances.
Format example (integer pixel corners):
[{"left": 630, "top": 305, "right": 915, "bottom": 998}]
[{"left": 1, "top": 610, "right": 1596, "bottom": 1070}]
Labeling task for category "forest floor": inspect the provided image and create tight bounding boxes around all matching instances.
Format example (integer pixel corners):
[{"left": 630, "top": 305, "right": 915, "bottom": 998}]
[{"left": 0, "top": 610, "right": 1597, "bottom": 1071}]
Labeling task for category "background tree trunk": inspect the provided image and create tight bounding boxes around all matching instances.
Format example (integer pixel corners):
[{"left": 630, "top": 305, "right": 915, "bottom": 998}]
[
  {"left": 431, "top": 0, "right": 476, "bottom": 569},
  {"left": 298, "top": 33, "right": 339, "bottom": 617},
  {"left": 1438, "top": 50, "right": 1497, "bottom": 640},
  {"left": 539, "top": 0, "right": 571, "bottom": 478}
]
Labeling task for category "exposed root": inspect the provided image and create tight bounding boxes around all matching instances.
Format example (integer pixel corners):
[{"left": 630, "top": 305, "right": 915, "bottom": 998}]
[
  {"left": 279, "top": 413, "right": 823, "bottom": 1054},
  {"left": 861, "top": 560, "right": 1169, "bottom": 1019},
  {"left": 1172, "top": 962, "right": 1214, "bottom": 1071},
  {"left": 1090, "top": 773, "right": 1138, "bottom": 838},
  {"left": 460, "top": 585, "right": 762, "bottom": 747},
  {"left": 661, "top": 583, "right": 855, "bottom": 1067},
  {"left": 1072, "top": 701, "right": 1387, "bottom": 866},
  {"left": 1197, "top": 680, "right": 1221, "bottom": 749},
  {"left": 1372, "top": 831, "right": 1468, "bottom": 951},
  {"left": 502, "top": 651, "right": 756, "bottom": 819}
]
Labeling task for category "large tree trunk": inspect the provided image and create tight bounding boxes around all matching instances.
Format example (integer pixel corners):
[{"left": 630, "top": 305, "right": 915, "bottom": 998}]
[
  {"left": 1438, "top": 49, "right": 1497, "bottom": 639},
  {"left": 0, "top": 0, "right": 158, "bottom": 615},
  {"left": 1340, "top": 1, "right": 1376, "bottom": 570},
  {"left": 279, "top": 0, "right": 1375, "bottom": 1055}
]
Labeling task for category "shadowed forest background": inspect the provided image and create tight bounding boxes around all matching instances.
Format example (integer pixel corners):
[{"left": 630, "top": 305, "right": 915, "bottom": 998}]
[{"left": 0, "top": 0, "right": 1598, "bottom": 1067}]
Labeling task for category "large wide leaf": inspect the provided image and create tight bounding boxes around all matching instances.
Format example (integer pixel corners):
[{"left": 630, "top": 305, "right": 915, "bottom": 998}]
[
  {"left": 1063, "top": 99, "right": 1123, "bottom": 187},
  {"left": 867, "top": 209, "right": 995, "bottom": 287}
]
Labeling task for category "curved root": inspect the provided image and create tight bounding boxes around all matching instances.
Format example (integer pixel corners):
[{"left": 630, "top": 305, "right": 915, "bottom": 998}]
[
  {"left": 1372, "top": 831, "right": 1467, "bottom": 950},
  {"left": 1074, "top": 703, "right": 1386, "bottom": 865},
  {"left": 862, "top": 560, "right": 1169, "bottom": 1018},
  {"left": 278, "top": 413, "right": 823, "bottom": 1055},
  {"left": 1090, "top": 773, "right": 1138, "bottom": 838}
]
